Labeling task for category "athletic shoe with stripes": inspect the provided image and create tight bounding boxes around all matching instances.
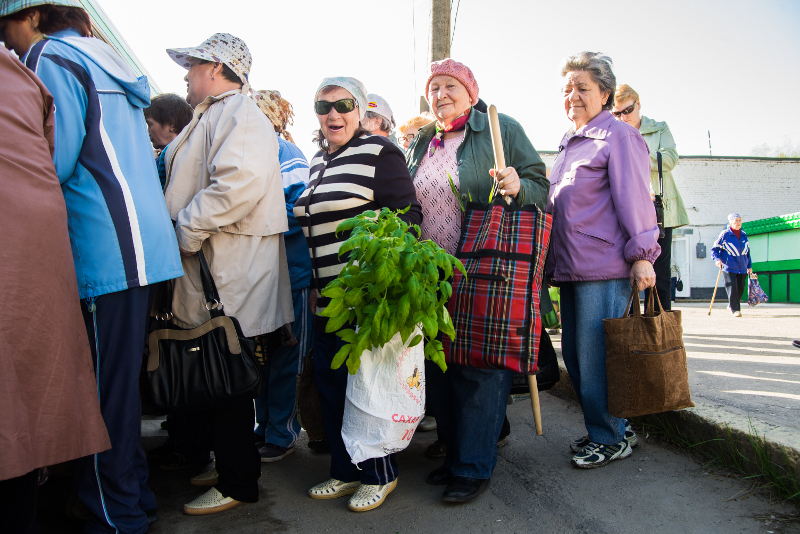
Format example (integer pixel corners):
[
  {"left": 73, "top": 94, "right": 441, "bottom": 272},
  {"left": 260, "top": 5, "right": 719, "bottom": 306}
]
[
  {"left": 571, "top": 439, "right": 632, "bottom": 469},
  {"left": 570, "top": 422, "right": 638, "bottom": 453}
]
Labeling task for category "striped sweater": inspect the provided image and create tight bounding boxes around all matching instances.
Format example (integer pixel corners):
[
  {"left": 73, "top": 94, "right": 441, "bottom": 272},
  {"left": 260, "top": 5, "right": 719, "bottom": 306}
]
[{"left": 293, "top": 134, "right": 422, "bottom": 331}]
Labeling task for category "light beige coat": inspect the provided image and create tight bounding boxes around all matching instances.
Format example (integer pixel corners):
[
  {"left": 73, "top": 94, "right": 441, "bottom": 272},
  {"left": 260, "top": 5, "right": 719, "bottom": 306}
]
[{"left": 164, "top": 90, "right": 293, "bottom": 337}]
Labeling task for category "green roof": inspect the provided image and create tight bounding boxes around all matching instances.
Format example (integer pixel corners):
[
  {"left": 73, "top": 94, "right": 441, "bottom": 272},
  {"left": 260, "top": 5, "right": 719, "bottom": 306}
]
[
  {"left": 741, "top": 213, "right": 800, "bottom": 235},
  {"left": 78, "top": 0, "right": 160, "bottom": 94}
]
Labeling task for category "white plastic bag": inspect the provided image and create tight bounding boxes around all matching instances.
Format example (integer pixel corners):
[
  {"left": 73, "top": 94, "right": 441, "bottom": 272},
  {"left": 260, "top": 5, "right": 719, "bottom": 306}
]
[{"left": 341, "top": 328, "right": 425, "bottom": 465}]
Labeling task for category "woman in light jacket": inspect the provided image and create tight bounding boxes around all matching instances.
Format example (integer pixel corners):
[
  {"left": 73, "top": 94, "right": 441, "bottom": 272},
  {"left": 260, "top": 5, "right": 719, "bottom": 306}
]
[
  {"left": 612, "top": 84, "right": 690, "bottom": 310},
  {"left": 548, "top": 52, "right": 660, "bottom": 469},
  {"left": 163, "top": 33, "right": 294, "bottom": 515}
]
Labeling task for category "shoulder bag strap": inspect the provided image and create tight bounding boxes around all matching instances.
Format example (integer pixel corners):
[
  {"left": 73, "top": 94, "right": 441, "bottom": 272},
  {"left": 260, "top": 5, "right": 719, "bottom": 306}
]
[
  {"left": 197, "top": 249, "right": 225, "bottom": 318},
  {"left": 656, "top": 152, "right": 664, "bottom": 197}
]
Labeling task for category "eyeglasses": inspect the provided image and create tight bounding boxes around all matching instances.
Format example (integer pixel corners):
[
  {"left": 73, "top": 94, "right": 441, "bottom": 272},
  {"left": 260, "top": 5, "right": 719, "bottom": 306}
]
[
  {"left": 612, "top": 101, "right": 637, "bottom": 118},
  {"left": 314, "top": 98, "right": 357, "bottom": 115},
  {"left": 398, "top": 133, "right": 416, "bottom": 142}
]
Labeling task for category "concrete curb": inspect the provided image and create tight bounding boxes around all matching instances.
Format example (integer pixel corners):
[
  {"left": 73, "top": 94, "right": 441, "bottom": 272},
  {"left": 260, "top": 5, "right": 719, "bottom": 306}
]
[{"left": 547, "top": 352, "right": 800, "bottom": 490}]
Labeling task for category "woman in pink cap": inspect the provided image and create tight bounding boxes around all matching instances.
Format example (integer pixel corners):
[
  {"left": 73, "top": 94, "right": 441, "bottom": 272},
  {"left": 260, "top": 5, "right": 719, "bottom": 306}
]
[{"left": 405, "top": 58, "right": 549, "bottom": 503}]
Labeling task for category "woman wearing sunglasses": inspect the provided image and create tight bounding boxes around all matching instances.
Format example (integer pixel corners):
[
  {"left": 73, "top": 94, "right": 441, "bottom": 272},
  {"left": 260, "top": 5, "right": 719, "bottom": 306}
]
[
  {"left": 549, "top": 52, "right": 659, "bottom": 469},
  {"left": 612, "top": 84, "right": 690, "bottom": 311},
  {"left": 293, "top": 77, "right": 422, "bottom": 512},
  {"left": 397, "top": 114, "right": 434, "bottom": 150},
  {"left": 404, "top": 59, "right": 548, "bottom": 503}
]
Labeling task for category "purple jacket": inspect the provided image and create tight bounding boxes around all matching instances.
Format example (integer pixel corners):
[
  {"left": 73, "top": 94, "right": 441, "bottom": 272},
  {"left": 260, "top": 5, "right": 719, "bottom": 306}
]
[{"left": 546, "top": 110, "right": 660, "bottom": 282}]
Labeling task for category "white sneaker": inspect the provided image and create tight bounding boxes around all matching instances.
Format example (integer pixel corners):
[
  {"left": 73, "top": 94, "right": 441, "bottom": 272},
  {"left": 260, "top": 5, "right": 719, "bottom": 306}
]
[
  {"left": 734, "top": 311, "right": 742, "bottom": 317},
  {"left": 308, "top": 478, "right": 360, "bottom": 499},
  {"left": 183, "top": 487, "right": 244, "bottom": 515},
  {"left": 190, "top": 468, "right": 218, "bottom": 487},
  {"left": 418, "top": 415, "right": 437, "bottom": 432},
  {"left": 348, "top": 478, "right": 397, "bottom": 512}
]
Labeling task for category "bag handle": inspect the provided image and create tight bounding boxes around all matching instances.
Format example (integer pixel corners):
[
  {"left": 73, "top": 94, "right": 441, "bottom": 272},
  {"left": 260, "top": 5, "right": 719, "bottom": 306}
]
[
  {"left": 622, "top": 286, "right": 664, "bottom": 319},
  {"left": 656, "top": 152, "right": 664, "bottom": 197},
  {"left": 197, "top": 249, "right": 225, "bottom": 318}
]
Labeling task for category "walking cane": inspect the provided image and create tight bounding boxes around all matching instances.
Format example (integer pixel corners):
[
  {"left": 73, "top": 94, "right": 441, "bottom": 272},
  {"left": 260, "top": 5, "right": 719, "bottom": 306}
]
[
  {"left": 708, "top": 267, "right": 723, "bottom": 315},
  {"left": 488, "top": 104, "right": 543, "bottom": 436}
]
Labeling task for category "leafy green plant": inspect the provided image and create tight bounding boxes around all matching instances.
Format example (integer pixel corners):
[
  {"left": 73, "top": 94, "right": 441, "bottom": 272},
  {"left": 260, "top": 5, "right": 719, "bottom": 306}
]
[{"left": 319, "top": 207, "right": 465, "bottom": 375}]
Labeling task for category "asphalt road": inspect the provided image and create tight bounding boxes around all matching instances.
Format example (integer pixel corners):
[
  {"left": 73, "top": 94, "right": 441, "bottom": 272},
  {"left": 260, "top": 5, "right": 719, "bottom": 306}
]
[
  {"left": 37, "top": 392, "right": 799, "bottom": 533},
  {"left": 673, "top": 303, "right": 800, "bottom": 447}
]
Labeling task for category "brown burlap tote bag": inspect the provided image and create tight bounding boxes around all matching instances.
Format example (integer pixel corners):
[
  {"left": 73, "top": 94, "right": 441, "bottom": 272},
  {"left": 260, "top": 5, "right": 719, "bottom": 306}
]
[
  {"left": 296, "top": 350, "right": 327, "bottom": 441},
  {"left": 603, "top": 289, "right": 694, "bottom": 418}
]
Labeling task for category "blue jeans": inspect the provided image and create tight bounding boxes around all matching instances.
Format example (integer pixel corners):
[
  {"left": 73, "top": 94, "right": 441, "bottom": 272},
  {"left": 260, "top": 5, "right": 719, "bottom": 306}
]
[
  {"left": 254, "top": 288, "right": 314, "bottom": 448},
  {"left": 313, "top": 331, "right": 398, "bottom": 485},
  {"left": 560, "top": 279, "right": 629, "bottom": 446},
  {"left": 426, "top": 360, "right": 514, "bottom": 479}
]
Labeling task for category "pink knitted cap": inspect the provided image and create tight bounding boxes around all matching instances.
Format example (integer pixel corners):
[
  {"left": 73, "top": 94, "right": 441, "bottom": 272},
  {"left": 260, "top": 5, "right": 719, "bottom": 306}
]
[{"left": 424, "top": 58, "right": 479, "bottom": 106}]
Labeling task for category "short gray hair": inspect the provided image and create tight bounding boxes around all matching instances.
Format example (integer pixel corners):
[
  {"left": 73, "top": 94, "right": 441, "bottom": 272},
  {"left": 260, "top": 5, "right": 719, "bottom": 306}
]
[
  {"left": 560, "top": 52, "right": 616, "bottom": 111},
  {"left": 364, "top": 111, "right": 393, "bottom": 133}
]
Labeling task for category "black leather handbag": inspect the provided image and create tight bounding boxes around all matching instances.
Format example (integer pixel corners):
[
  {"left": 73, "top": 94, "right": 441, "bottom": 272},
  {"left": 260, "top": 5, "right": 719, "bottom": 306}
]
[
  {"left": 144, "top": 250, "right": 263, "bottom": 412},
  {"left": 654, "top": 152, "right": 665, "bottom": 239}
]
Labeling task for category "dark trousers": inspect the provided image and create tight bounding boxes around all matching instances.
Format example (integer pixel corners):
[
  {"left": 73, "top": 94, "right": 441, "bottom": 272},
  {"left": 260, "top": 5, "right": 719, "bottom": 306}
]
[
  {"left": 724, "top": 272, "right": 748, "bottom": 313},
  {"left": 426, "top": 359, "right": 514, "bottom": 479},
  {"left": 78, "top": 286, "right": 156, "bottom": 534},
  {"left": 0, "top": 470, "right": 38, "bottom": 534},
  {"left": 313, "top": 331, "right": 398, "bottom": 485},
  {"left": 206, "top": 399, "right": 261, "bottom": 502},
  {"left": 645, "top": 227, "right": 672, "bottom": 311}
]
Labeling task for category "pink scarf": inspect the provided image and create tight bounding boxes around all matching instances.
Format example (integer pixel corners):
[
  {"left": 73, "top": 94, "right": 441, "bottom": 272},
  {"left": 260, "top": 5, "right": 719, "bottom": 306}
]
[{"left": 428, "top": 108, "right": 471, "bottom": 157}]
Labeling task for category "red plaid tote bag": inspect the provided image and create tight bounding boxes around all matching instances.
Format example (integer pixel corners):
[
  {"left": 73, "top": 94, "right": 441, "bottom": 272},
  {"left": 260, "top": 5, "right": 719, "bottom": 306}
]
[{"left": 443, "top": 197, "right": 552, "bottom": 373}]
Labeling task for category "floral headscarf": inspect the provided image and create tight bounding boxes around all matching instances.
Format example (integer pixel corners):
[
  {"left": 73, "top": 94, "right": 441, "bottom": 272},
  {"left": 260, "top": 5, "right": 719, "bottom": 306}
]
[{"left": 253, "top": 90, "right": 296, "bottom": 144}]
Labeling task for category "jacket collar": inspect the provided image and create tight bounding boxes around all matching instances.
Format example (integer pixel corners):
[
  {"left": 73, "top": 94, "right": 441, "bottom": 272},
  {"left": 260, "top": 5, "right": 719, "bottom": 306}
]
[
  {"left": 637, "top": 115, "right": 659, "bottom": 134},
  {"left": 195, "top": 88, "right": 244, "bottom": 114},
  {"left": 560, "top": 110, "right": 615, "bottom": 148}
]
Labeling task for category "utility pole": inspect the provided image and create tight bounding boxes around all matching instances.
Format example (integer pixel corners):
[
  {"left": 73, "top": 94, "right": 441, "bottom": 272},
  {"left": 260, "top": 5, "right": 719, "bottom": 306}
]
[{"left": 421, "top": 0, "right": 451, "bottom": 112}]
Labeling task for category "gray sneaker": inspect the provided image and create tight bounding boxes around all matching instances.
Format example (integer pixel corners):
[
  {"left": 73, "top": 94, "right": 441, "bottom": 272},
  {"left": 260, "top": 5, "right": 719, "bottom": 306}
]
[
  {"left": 570, "top": 422, "right": 637, "bottom": 453},
  {"left": 259, "top": 444, "right": 295, "bottom": 463},
  {"left": 571, "top": 439, "right": 632, "bottom": 469}
]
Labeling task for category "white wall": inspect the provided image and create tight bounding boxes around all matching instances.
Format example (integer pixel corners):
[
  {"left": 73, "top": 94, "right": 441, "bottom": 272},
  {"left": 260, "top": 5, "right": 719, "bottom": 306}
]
[{"left": 540, "top": 154, "right": 800, "bottom": 292}]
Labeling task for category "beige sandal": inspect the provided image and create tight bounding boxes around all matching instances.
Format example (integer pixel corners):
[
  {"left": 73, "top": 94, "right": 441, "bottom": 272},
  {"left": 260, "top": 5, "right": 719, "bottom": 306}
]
[
  {"left": 308, "top": 478, "right": 360, "bottom": 499},
  {"left": 347, "top": 478, "right": 397, "bottom": 512},
  {"left": 190, "top": 468, "right": 219, "bottom": 487},
  {"left": 183, "top": 487, "right": 245, "bottom": 515}
]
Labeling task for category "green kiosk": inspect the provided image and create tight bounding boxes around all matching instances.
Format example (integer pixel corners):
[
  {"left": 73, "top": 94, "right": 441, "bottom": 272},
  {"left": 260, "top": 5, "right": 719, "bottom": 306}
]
[{"left": 743, "top": 213, "right": 800, "bottom": 303}]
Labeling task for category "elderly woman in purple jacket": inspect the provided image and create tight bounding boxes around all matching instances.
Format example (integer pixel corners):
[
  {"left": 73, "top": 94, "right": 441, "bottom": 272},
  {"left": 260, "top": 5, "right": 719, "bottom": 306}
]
[{"left": 547, "top": 52, "right": 660, "bottom": 469}]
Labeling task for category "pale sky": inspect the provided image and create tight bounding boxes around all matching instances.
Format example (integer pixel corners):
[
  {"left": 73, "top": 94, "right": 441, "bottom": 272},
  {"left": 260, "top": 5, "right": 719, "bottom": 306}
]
[{"left": 98, "top": 0, "right": 800, "bottom": 162}]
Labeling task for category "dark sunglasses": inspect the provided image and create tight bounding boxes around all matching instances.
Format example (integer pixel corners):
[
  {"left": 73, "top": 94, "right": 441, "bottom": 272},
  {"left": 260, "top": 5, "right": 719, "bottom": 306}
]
[
  {"left": 398, "top": 133, "right": 416, "bottom": 142},
  {"left": 612, "top": 101, "right": 637, "bottom": 118},
  {"left": 314, "top": 98, "right": 357, "bottom": 115}
]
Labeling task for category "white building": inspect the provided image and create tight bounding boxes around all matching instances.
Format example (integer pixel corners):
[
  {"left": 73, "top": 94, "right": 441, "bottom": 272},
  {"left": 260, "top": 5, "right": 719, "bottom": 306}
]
[{"left": 540, "top": 153, "right": 800, "bottom": 298}]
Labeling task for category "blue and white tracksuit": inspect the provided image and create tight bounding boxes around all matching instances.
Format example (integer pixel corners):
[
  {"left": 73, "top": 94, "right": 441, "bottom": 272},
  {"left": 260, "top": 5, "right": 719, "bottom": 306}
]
[
  {"left": 712, "top": 227, "right": 752, "bottom": 274},
  {"left": 712, "top": 227, "right": 752, "bottom": 312},
  {"left": 26, "top": 29, "right": 181, "bottom": 534},
  {"left": 254, "top": 135, "right": 314, "bottom": 448}
]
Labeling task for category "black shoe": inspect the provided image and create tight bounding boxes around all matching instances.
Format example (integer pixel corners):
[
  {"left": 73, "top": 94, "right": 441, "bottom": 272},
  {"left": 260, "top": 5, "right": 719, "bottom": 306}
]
[
  {"left": 793, "top": 340, "right": 800, "bottom": 349},
  {"left": 147, "top": 440, "right": 175, "bottom": 461},
  {"left": 441, "top": 476, "right": 491, "bottom": 503},
  {"left": 308, "top": 438, "right": 330, "bottom": 453},
  {"left": 159, "top": 452, "right": 212, "bottom": 471},
  {"left": 144, "top": 509, "right": 159, "bottom": 529},
  {"left": 425, "top": 440, "right": 447, "bottom": 458},
  {"left": 425, "top": 466, "right": 453, "bottom": 486}
]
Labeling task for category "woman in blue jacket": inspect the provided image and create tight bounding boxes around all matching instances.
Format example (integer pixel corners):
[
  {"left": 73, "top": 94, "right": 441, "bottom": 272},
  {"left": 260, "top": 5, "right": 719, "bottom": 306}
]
[
  {"left": 712, "top": 213, "right": 753, "bottom": 317},
  {"left": 1, "top": 2, "right": 182, "bottom": 532}
]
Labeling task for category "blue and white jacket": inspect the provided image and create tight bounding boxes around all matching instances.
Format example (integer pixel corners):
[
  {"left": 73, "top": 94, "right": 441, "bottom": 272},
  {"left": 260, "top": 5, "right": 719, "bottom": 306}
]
[
  {"left": 712, "top": 227, "right": 752, "bottom": 274},
  {"left": 25, "top": 29, "right": 183, "bottom": 298},
  {"left": 278, "top": 134, "right": 312, "bottom": 291}
]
